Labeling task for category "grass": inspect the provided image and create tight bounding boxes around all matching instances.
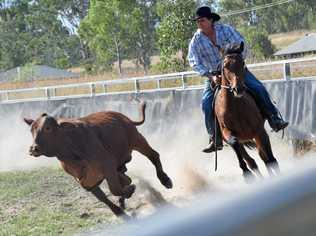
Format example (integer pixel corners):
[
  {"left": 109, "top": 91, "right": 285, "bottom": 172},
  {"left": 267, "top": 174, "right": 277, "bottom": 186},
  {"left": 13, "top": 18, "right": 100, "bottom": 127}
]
[
  {"left": 0, "top": 167, "right": 121, "bottom": 236},
  {"left": 269, "top": 30, "right": 313, "bottom": 50}
]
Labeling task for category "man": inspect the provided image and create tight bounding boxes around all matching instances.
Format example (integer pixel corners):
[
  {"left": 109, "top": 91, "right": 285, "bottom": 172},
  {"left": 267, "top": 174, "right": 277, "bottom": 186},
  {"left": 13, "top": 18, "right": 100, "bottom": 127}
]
[{"left": 188, "top": 6, "right": 288, "bottom": 153}]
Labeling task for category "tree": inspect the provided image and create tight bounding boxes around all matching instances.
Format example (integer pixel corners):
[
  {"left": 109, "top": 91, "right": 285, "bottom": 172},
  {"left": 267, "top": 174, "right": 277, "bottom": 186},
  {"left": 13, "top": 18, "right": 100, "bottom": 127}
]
[
  {"left": 0, "top": 0, "right": 83, "bottom": 71},
  {"left": 156, "top": 0, "right": 197, "bottom": 72},
  {"left": 79, "top": 0, "right": 138, "bottom": 76},
  {"left": 219, "top": 0, "right": 316, "bottom": 33},
  {"left": 129, "top": 0, "right": 158, "bottom": 74},
  {"left": 239, "top": 26, "right": 274, "bottom": 60}
]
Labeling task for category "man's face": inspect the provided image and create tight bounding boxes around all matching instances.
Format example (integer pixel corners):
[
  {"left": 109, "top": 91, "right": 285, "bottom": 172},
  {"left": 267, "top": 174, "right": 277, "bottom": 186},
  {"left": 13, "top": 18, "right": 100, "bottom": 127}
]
[{"left": 196, "top": 17, "right": 213, "bottom": 32}]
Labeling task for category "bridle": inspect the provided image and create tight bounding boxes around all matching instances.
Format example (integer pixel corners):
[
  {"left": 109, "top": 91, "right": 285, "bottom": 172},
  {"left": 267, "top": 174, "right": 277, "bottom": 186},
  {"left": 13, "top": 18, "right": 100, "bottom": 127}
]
[{"left": 218, "top": 53, "right": 246, "bottom": 93}]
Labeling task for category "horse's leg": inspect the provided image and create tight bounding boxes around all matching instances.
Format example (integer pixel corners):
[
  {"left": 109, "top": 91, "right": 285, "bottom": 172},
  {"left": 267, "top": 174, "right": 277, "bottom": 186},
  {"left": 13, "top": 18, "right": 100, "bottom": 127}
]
[
  {"left": 255, "top": 130, "right": 280, "bottom": 176},
  {"left": 225, "top": 134, "right": 254, "bottom": 180},
  {"left": 133, "top": 132, "right": 173, "bottom": 189},
  {"left": 88, "top": 186, "right": 131, "bottom": 220},
  {"left": 240, "top": 145, "right": 263, "bottom": 178}
]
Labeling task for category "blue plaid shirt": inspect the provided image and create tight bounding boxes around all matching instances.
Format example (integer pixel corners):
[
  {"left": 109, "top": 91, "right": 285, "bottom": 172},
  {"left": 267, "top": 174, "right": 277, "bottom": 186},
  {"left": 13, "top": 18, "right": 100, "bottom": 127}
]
[{"left": 188, "top": 23, "right": 248, "bottom": 76}]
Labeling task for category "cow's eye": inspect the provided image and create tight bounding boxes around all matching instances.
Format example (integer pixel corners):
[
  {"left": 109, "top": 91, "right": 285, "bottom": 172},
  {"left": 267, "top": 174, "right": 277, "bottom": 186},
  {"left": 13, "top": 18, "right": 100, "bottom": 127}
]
[{"left": 44, "top": 126, "right": 52, "bottom": 132}]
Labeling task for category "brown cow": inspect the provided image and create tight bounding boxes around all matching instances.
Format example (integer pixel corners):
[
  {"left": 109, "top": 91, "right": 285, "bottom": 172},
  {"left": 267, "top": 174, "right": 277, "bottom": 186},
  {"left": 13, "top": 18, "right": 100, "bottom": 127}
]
[{"left": 24, "top": 102, "right": 173, "bottom": 220}]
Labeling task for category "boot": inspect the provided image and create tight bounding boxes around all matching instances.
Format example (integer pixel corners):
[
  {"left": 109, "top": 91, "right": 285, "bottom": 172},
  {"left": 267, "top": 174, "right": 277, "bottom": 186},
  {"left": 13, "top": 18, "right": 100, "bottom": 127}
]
[
  {"left": 202, "top": 124, "right": 223, "bottom": 153},
  {"left": 268, "top": 114, "right": 289, "bottom": 132},
  {"left": 202, "top": 137, "right": 223, "bottom": 153}
]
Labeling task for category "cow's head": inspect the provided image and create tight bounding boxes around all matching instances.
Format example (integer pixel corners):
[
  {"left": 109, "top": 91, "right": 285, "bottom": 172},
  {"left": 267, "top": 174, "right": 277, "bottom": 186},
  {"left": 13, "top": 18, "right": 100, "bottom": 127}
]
[{"left": 24, "top": 113, "right": 60, "bottom": 157}]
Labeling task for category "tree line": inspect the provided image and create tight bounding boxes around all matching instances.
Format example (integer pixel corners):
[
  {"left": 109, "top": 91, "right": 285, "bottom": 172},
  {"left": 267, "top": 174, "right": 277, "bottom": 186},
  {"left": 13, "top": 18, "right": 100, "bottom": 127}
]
[{"left": 0, "top": 0, "right": 315, "bottom": 75}]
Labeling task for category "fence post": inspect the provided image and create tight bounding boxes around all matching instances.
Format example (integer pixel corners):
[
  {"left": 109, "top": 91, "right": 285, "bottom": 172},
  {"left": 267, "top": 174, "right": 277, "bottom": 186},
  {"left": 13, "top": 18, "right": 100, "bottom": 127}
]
[
  {"left": 157, "top": 79, "right": 161, "bottom": 90},
  {"left": 90, "top": 83, "right": 96, "bottom": 97},
  {"left": 181, "top": 74, "right": 187, "bottom": 89},
  {"left": 134, "top": 79, "right": 140, "bottom": 93},
  {"left": 4, "top": 91, "right": 9, "bottom": 101},
  {"left": 103, "top": 83, "right": 107, "bottom": 94},
  {"left": 52, "top": 88, "right": 57, "bottom": 98},
  {"left": 283, "top": 63, "right": 291, "bottom": 81},
  {"left": 45, "top": 88, "right": 50, "bottom": 100}
]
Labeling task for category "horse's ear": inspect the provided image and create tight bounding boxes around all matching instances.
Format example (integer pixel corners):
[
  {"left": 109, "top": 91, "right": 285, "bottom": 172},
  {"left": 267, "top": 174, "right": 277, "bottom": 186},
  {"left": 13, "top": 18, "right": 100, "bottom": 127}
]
[{"left": 239, "top": 41, "right": 244, "bottom": 53}]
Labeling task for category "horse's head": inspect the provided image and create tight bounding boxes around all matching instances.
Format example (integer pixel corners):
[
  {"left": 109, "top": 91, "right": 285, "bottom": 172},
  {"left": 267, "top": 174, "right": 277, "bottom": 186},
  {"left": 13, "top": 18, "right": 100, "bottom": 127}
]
[{"left": 220, "top": 42, "right": 246, "bottom": 97}]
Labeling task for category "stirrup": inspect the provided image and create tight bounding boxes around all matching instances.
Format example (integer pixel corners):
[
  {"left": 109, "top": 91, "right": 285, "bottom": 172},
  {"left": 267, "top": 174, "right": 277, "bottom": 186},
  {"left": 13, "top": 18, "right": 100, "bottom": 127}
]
[{"left": 202, "top": 142, "right": 223, "bottom": 153}]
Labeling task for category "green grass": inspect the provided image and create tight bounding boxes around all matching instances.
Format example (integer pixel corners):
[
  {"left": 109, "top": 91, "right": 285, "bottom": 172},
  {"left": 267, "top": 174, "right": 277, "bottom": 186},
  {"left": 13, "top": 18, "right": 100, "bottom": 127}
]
[{"left": 0, "top": 168, "right": 121, "bottom": 236}]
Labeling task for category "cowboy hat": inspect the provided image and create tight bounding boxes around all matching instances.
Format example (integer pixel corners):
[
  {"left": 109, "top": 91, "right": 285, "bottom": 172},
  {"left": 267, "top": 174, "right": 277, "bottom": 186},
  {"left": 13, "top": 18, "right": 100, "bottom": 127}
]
[{"left": 192, "top": 6, "right": 221, "bottom": 22}]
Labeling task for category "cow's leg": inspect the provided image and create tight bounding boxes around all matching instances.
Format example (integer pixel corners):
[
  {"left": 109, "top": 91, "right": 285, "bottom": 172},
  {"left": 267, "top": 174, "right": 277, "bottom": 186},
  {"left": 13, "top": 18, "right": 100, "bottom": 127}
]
[
  {"left": 118, "top": 172, "right": 132, "bottom": 209},
  {"left": 134, "top": 133, "right": 173, "bottom": 189},
  {"left": 104, "top": 168, "right": 136, "bottom": 199},
  {"left": 240, "top": 145, "right": 263, "bottom": 178},
  {"left": 255, "top": 130, "right": 280, "bottom": 176},
  {"left": 88, "top": 186, "right": 130, "bottom": 220}
]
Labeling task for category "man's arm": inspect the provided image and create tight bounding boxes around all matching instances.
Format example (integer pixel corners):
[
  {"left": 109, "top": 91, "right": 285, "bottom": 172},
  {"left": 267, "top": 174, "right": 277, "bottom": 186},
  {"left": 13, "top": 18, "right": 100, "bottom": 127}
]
[
  {"left": 188, "top": 41, "right": 220, "bottom": 87},
  {"left": 188, "top": 40, "right": 211, "bottom": 77}
]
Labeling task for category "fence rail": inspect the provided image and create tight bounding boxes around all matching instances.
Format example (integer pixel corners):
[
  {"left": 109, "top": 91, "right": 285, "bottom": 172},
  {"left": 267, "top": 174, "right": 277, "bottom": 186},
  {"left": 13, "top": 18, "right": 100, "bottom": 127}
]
[{"left": 1, "top": 56, "right": 316, "bottom": 104}]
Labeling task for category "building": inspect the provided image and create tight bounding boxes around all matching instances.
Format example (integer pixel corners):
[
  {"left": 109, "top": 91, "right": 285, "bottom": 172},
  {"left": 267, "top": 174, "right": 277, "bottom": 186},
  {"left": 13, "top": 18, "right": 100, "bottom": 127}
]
[
  {"left": 0, "top": 65, "right": 79, "bottom": 83},
  {"left": 274, "top": 33, "right": 316, "bottom": 58}
]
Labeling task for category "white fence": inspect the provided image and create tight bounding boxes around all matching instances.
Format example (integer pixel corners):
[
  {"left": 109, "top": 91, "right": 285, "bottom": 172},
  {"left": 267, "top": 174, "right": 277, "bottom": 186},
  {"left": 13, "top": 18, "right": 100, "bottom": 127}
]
[{"left": 1, "top": 56, "right": 316, "bottom": 104}]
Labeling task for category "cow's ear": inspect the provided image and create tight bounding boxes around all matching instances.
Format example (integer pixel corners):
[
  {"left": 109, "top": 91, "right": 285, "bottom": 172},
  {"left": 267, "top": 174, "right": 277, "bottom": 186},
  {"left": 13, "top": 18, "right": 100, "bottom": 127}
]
[{"left": 24, "top": 118, "right": 34, "bottom": 126}]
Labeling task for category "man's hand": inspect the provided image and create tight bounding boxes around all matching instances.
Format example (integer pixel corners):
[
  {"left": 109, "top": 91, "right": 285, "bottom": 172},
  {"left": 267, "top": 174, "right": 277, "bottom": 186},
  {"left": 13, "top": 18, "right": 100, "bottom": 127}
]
[{"left": 208, "top": 75, "right": 221, "bottom": 85}]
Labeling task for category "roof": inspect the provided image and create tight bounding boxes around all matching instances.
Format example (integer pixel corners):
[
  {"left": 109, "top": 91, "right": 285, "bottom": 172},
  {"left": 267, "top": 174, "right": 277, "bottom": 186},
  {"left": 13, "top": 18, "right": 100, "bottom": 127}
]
[
  {"left": 0, "top": 65, "right": 79, "bottom": 82},
  {"left": 274, "top": 33, "right": 316, "bottom": 56}
]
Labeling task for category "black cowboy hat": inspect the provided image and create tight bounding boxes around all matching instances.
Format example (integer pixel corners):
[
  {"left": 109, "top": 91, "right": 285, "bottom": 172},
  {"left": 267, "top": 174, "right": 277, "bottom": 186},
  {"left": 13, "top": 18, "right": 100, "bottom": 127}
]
[{"left": 192, "top": 6, "right": 221, "bottom": 22}]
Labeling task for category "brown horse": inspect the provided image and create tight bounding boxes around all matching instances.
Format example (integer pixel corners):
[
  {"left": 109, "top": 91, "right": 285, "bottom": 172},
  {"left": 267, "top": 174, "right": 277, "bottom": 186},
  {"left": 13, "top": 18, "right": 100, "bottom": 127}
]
[{"left": 214, "top": 42, "right": 279, "bottom": 180}]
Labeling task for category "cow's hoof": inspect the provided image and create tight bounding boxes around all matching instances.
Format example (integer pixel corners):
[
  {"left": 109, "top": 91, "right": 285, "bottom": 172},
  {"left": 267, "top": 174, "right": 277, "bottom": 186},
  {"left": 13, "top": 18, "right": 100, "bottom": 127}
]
[
  {"left": 123, "top": 184, "right": 136, "bottom": 199},
  {"left": 119, "top": 197, "right": 126, "bottom": 209},
  {"left": 159, "top": 173, "right": 173, "bottom": 189}
]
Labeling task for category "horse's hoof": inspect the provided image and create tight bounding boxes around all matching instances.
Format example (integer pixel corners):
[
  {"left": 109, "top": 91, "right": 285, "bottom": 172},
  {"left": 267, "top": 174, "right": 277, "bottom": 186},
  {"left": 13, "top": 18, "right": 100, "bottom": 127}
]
[
  {"left": 254, "top": 170, "right": 264, "bottom": 179},
  {"left": 243, "top": 171, "right": 255, "bottom": 184}
]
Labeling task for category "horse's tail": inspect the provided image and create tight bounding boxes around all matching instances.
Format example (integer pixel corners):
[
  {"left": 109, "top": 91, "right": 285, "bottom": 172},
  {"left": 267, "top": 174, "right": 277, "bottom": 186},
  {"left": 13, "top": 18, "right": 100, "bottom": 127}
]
[{"left": 243, "top": 140, "right": 257, "bottom": 150}]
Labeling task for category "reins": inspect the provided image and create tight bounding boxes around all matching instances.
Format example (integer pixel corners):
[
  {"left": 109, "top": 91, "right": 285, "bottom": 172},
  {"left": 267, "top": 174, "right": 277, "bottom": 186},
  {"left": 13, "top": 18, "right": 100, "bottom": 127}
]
[{"left": 211, "top": 53, "right": 243, "bottom": 171}]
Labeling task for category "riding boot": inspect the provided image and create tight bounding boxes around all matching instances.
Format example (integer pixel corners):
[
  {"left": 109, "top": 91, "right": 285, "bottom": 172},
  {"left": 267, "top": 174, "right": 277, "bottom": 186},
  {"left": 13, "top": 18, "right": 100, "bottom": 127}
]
[
  {"left": 267, "top": 114, "right": 289, "bottom": 132},
  {"left": 245, "top": 87, "right": 288, "bottom": 132},
  {"left": 202, "top": 125, "right": 223, "bottom": 153}
]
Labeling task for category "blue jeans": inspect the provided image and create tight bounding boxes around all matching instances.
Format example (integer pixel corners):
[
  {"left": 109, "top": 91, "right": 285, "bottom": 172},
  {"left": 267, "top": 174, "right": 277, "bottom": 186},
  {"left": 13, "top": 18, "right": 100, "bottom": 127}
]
[{"left": 202, "top": 70, "right": 278, "bottom": 136}]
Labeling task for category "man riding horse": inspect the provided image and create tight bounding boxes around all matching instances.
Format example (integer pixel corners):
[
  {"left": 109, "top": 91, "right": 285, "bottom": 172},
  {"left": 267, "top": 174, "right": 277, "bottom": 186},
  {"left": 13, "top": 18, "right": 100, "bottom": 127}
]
[{"left": 188, "top": 6, "right": 288, "bottom": 153}]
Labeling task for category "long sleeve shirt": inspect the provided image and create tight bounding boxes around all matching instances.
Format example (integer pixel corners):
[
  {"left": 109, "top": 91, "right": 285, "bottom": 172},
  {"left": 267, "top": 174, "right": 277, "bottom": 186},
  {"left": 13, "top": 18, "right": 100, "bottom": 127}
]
[{"left": 188, "top": 23, "right": 248, "bottom": 77}]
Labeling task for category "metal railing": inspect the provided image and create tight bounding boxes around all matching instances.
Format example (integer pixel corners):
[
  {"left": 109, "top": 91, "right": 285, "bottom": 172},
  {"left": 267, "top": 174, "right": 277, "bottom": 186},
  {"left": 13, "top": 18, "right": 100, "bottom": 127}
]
[{"left": 1, "top": 56, "right": 316, "bottom": 104}]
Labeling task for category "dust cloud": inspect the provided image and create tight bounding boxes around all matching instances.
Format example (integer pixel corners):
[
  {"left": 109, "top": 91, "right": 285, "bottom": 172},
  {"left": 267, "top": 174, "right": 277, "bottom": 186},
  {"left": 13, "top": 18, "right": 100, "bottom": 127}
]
[
  {"left": 0, "top": 105, "right": 314, "bottom": 218},
  {"left": 0, "top": 113, "right": 55, "bottom": 171}
]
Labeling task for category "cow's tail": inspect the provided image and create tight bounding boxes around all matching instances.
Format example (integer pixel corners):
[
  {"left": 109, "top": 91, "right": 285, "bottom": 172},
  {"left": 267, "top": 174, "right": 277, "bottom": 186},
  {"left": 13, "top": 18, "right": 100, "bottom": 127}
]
[{"left": 132, "top": 101, "right": 146, "bottom": 126}]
